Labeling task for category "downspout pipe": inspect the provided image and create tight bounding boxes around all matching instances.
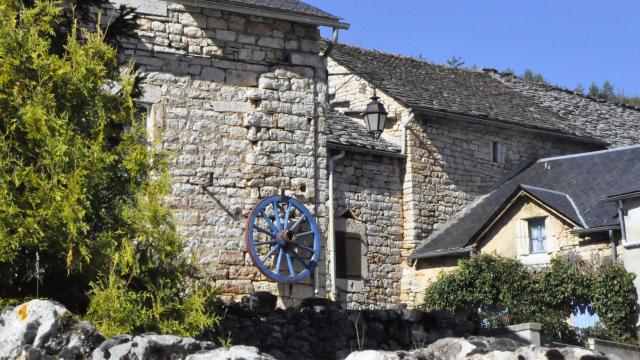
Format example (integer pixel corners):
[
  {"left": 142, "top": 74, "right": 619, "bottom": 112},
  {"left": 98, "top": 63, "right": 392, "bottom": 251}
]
[
  {"left": 328, "top": 150, "right": 346, "bottom": 301},
  {"left": 321, "top": 27, "right": 340, "bottom": 57},
  {"left": 401, "top": 112, "right": 416, "bottom": 155},
  {"left": 618, "top": 200, "right": 627, "bottom": 245},
  {"left": 609, "top": 229, "right": 618, "bottom": 263}
]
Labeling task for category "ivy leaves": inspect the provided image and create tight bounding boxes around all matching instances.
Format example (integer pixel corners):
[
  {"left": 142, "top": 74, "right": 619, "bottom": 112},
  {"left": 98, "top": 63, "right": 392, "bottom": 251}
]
[{"left": 423, "top": 254, "right": 638, "bottom": 345}]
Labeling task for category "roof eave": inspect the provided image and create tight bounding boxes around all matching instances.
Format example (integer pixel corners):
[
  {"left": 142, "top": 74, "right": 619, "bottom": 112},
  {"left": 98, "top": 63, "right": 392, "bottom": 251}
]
[
  {"left": 327, "top": 142, "right": 405, "bottom": 158},
  {"left": 412, "top": 107, "right": 608, "bottom": 147},
  {"left": 172, "top": 0, "right": 350, "bottom": 29},
  {"left": 571, "top": 225, "right": 620, "bottom": 235},
  {"left": 410, "top": 246, "right": 475, "bottom": 260},
  {"left": 603, "top": 190, "right": 640, "bottom": 202}
]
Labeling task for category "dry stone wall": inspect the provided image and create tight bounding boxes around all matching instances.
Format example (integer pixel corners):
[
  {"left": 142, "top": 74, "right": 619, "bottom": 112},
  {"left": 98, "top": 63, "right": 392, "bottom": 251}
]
[
  {"left": 99, "top": 1, "right": 330, "bottom": 303},
  {"left": 332, "top": 152, "right": 404, "bottom": 308}
]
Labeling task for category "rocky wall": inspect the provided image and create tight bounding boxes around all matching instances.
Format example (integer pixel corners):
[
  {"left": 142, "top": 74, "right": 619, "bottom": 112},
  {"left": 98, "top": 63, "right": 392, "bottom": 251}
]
[
  {"left": 97, "top": 1, "right": 331, "bottom": 303},
  {"left": 0, "top": 299, "right": 616, "bottom": 360},
  {"left": 331, "top": 151, "right": 405, "bottom": 308}
]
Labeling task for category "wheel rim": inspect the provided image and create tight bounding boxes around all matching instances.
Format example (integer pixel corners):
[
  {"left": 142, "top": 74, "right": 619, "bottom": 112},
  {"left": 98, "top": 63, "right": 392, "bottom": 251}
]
[{"left": 245, "top": 196, "right": 321, "bottom": 283}]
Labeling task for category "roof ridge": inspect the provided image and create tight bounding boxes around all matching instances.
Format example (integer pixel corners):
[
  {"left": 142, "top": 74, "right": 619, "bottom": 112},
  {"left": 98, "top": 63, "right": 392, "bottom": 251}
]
[
  {"left": 486, "top": 69, "right": 640, "bottom": 113},
  {"left": 537, "top": 143, "right": 640, "bottom": 162},
  {"left": 331, "top": 40, "right": 483, "bottom": 75}
]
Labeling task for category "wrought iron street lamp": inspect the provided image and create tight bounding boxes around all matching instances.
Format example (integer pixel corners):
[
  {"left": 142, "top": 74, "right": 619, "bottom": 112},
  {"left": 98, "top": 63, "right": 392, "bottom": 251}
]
[{"left": 363, "top": 90, "right": 388, "bottom": 139}]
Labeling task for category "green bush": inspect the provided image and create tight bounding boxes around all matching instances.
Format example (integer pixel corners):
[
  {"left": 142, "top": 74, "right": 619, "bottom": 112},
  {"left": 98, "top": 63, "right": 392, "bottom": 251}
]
[
  {"left": 0, "top": 0, "right": 218, "bottom": 336},
  {"left": 423, "top": 254, "right": 638, "bottom": 345}
]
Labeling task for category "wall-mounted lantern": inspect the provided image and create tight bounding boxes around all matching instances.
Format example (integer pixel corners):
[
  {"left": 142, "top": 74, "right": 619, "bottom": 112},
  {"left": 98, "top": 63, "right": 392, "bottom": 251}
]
[{"left": 363, "top": 90, "right": 388, "bottom": 139}]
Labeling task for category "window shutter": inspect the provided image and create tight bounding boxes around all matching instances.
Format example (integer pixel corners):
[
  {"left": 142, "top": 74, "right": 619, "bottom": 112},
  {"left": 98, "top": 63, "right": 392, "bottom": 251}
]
[{"left": 515, "top": 220, "right": 529, "bottom": 256}]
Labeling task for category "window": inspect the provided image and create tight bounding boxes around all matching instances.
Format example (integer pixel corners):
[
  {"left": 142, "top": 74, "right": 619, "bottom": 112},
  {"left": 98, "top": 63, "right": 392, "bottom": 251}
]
[
  {"left": 492, "top": 141, "right": 504, "bottom": 163},
  {"left": 335, "top": 231, "right": 363, "bottom": 279},
  {"left": 528, "top": 218, "right": 547, "bottom": 254}
]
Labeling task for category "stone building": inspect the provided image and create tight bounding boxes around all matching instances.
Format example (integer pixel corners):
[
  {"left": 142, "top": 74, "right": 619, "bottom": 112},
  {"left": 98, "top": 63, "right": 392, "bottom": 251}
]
[
  {"left": 105, "top": 0, "right": 349, "bottom": 305},
  {"left": 105, "top": 0, "right": 640, "bottom": 309},
  {"left": 407, "top": 146, "right": 640, "bottom": 304},
  {"left": 325, "top": 43, "right": 640, "bottom": 307}
]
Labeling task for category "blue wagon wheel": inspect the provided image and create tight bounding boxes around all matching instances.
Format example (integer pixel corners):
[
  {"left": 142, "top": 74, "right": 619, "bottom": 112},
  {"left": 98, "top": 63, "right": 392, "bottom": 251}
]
[{"left": 245, "top": 196, "right": 321, "bottom": 283}]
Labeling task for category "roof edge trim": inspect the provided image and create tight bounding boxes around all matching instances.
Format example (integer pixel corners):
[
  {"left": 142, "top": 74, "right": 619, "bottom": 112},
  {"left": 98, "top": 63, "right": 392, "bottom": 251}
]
[
  {"left": 409, "top": 246, "right": 475, "bottom": 260},
  {"left": 414, "top": 107, "right": 607, "bottom": 147},
  {"left": 521, "top": 185, "right": 588, "bottom": 228},
  {"left": 172, "top": 0, "right": 350, "bottom": 29},
  {"left": 327, "top": 142, "right": 406, "bottom": 158},
  {"left": 538, "top": 144, "right": 640, "bottom": 163}
]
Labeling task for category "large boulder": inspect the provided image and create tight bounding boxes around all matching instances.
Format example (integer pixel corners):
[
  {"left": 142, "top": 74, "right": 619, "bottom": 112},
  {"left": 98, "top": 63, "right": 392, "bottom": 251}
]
[
  {"left": 0, "top": 299, "right": 104, "bottom": 359},
  {"left": 91, "top": 334, "right": 217, "bottom": 360},
  {"left": 344, "top": 337, "right": 613, "bottom": 360},
  {"left": 186, "top": 345, "right": 277, "bottom": 360}
]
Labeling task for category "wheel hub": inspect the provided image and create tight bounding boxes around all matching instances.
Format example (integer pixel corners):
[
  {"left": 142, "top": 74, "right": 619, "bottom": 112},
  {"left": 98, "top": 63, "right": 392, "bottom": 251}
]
[{"left": 276, "top": 230, "right": 293, "bottom": 247}]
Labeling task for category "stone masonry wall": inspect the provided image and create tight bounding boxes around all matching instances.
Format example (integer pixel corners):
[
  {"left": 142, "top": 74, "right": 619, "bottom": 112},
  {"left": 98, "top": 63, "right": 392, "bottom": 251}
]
[
  {"left": 99, "top": 1, "right": 330, "bottom": 304},
  {"left": 332, "top": 151, "right": 404, "bottom": 309}
]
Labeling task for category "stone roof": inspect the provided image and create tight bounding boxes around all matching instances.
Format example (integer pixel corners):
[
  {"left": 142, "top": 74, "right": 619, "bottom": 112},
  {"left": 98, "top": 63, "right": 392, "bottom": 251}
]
[
  {"left": 231, "top": 0, "right": 340, "bottom": 19},
  {"left": 326, "top": 113, "right": 402, "bottom": 156},
  {"left": 410, "top": 145, "right": 640, "bottom": 259},
  {"left": 489, "top": 71, "right": 640, "bottom": 147},
  {"left": 328, "top": 42, "right": 640, "bottom": 146},
  {"left": 189, "top": 0, "right": 349, "bottom": 28}
]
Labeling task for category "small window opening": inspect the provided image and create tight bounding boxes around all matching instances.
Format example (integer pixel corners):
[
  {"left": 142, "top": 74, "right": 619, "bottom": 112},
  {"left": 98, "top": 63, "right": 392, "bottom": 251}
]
[
  {"left": 335, "top": 231, "right": 363, "bottom": 279},
  {"left": 492, "top": 141, "right": 504, "bottom": 163},
  {"left": 528, "top": 218, "right": 547, "bottom": 254}
]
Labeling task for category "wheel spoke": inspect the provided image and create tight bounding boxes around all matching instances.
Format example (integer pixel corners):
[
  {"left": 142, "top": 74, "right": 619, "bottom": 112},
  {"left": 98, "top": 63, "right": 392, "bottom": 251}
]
[
  {"left": 290, "top": 249, "right": 309, "bottom": 269},
  {"left": 290, "top": 213, "right": 306, "bottom": 232},
  {"left": 260, "top": 210, "right": 278, "bottom": 233},
  {"left": 261, "top": 244, "right": 280, "bottom": 263},
  {"left": 291, "top": 242, "right": 314, "bottom": 253},
  {"left": 285, "top": 252, "right": 295, "bottom": 277},
  {"left": 254, "top": 240, "right": 276, "bottom": 246},
  {"left": 272, "top": 201, "right": 281, "bottom": 230},
  {"left": 283, "top": 202, "right": 292, "bottom": 230},
  {"left": 255, "top": 225, "right": 274, "bottom": 237},
  {"left": 295, "top": 230, "right": 314, "bottom": 238},
  {"left": 274, "top": 248, "right": 283, "bottom": 274}
]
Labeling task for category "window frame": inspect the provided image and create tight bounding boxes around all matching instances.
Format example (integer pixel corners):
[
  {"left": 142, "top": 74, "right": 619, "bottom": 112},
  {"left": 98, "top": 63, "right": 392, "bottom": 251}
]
[
  {"left": 527, "top": 217, "right": 547, "bottom": 254},
  {"left": 491, "top": 141, "right": 505, "bottom": 164},
  {"left": 334, "top": 230, "right": 364, "bottom": 280}
]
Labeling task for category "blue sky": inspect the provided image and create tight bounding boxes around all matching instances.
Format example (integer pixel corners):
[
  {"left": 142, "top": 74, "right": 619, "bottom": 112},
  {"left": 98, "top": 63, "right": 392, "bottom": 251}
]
[{"left": 307, "top": 0, "right": 640, "bottom": 96}]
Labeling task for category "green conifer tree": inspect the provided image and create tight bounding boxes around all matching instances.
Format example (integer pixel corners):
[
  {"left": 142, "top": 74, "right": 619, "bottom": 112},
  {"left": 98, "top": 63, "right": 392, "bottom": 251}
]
[{"left": 0, "top": 0, "right": 216, "bottom": 336}]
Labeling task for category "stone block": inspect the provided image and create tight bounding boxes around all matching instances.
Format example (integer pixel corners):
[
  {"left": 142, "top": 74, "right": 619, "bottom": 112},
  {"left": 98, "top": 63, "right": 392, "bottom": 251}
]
[
  {"left": 243, "top": 113, "right": 274, "bottom": 128},
  {"left": 200, "top": 67, "right": 225, "bottom": 82},
  {"left": 218, "top": 250, "right": 245, "bottom": 265},
  {"left": 247, "top": 22, "right": 272, "bottom": 35},
  {"left": 289, "top": 51, "right": 324, "bottom": 68},
  {"left": 216, "top": 29, "right": 236, "bottom": 42},
  {"left": 226, "top": 70, "right": 258, "bottom": 87},
  {"left": 257, "top": 36, "right": 284, "bottom": 49},
  {"left": 211, "top": 101, "right": 251, "bottom": 113}
]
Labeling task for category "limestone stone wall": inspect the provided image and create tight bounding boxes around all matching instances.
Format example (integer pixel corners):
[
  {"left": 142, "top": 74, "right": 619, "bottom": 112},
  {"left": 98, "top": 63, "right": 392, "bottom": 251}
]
[
  {"left": 99, "top": 1, "right": 330, "bottom": 304},
  {"left": 331, "top": 151, "right": 404, "bottom": 308}
]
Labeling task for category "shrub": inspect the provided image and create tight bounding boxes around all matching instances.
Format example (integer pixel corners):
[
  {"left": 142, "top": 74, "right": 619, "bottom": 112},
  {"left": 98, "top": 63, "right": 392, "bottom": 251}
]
[
  {"left": 423, "top": 254, "right": 638, "bottom": 345},
  {"left": 0, "top": 0, "right": 218, "bottom": 336}
]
